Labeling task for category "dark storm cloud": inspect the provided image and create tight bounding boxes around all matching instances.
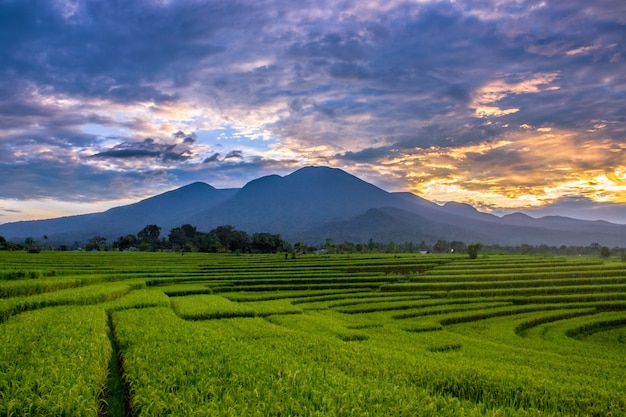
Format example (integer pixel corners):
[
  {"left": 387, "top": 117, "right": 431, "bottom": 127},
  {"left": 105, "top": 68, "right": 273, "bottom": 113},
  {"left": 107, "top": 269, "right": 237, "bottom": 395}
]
[
  {"left": 336, "top": 146, "right": 395, "bottom": 163},
  {"left": 224, "top": 150, "right": 244, "bottom": 159},
  {"left": 92, "top": 148, "right": 162, "bottom": 159},
  {"left": 91, "top": 138, "right": 193, "bottom": 162},
  {"left": 203, "top": 153, "right": 221, "bottom": 164},
  {"left": 201, "top": 150, "right": 244, "bottom": 164}
]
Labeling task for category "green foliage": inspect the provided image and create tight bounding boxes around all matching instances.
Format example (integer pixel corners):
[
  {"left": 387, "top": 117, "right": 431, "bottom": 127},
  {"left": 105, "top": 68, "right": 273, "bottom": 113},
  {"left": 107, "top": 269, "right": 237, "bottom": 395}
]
[
  {"left": 24, "top": 237, "right": 40, "bottom": 253},
  {"left": 251, "top": 231, "right": 290, "bottom": 253},
  {"left": 0, "top": 306, "right": 110, "bottom": 416},
  {"left": 0, "top": 251, "right": 624, "bottom": 416},
  {"left": 91, "top": 223, "right": 626, "bottom": 256},
  {"left": 113, "top": 234, "right": 137, "bottom": 251},
  {"left": 599, "top": 246, "right": 611, "bottom": 258},
  {"left": 467, "top": 243, "right": 483, "bottom": 259},
  {"left": 137, "top": 224, "right": 161, "bottom": 251},
  {"left": 85, "top": 235, "right": 107, "bottom": 251}
]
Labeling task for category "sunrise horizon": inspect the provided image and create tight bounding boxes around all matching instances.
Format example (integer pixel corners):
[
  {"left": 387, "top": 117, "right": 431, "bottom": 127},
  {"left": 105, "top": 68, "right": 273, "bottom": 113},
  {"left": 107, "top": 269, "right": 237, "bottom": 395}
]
[{"left": 2, "top": 164, "right": 626, "bottom": 226}]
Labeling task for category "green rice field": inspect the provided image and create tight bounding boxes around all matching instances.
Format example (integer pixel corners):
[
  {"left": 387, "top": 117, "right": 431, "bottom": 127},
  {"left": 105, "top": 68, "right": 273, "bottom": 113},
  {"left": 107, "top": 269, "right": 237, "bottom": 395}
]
[{"left": 1, "top": 251, "right": 624, "bottom": 416}]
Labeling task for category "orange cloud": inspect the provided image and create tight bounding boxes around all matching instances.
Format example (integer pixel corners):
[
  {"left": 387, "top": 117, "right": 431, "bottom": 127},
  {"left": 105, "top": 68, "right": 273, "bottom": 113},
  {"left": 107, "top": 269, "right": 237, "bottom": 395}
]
[
  {"left": 365, "top": 128, "right": 626, "bottom": 211},
  {"left": 471, "top": 72, "right": 560, "bottom": 118}
]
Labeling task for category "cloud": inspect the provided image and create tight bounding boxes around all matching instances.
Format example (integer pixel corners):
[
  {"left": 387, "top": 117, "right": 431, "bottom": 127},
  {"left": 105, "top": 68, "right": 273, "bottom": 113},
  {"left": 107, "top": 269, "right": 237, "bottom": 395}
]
[
  {"left": 0, "top": 157, "right": 143, "bottom": 201},
  {"left": 511, "top": 196, "right": 626, "bottom": 225},
  {"left": 90, "top": 138, "right": 192, "bottom": 162},
  {"left": 471, "top": 72, "right": 560, "bottom": 118},
  {"left": 203, "top": 153, "right": 221, "bottom": 163},
  {"left": 329, "top": 63, "right": 371, "bottom": 80},
  {"left": 1, "top": 0, "right": 625, "bottom": 223},
  {"left": 287, "top": 33, "right": 367, "bottom": 62},
  {"left": 0, "top": 0, "right": 233, "bottom": 102},
  {"left": 335, "top": 146, "right": 395, "bottom": 163},
  {"left": 224, "top": 150, "right": 244, "bottom": 159},
  {"left": 0, "top": 207, "right": 21, "bottom": 218}
]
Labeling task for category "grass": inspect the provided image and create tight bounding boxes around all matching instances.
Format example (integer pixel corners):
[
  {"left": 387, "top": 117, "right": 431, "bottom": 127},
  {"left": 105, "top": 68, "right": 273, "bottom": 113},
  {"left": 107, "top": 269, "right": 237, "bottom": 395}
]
[
  {"left": 0, "top": 251, "right": 624, "bottom": 416},
  {"left": 0, "top": 306, "right": 110, "bottom": 416}
]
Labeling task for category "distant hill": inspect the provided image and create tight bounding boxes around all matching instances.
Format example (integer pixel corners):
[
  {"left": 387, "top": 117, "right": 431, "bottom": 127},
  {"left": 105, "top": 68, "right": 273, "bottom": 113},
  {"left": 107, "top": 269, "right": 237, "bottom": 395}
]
[
  {"left": 0, "top": 182, "right": 237, "bottom": 244},
  {"left": 1, "top": 166, "right": 625, "bottom": 247},
  {"left": 189, "top": 166, "right": 419, "bottom": 237}
]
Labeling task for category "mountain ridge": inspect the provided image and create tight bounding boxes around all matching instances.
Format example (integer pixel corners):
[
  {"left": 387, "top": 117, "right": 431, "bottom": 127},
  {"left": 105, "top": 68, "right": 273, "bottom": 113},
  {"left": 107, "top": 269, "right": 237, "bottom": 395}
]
[{"left": 1, "top": 166, "right": 624, "bottom": 247}]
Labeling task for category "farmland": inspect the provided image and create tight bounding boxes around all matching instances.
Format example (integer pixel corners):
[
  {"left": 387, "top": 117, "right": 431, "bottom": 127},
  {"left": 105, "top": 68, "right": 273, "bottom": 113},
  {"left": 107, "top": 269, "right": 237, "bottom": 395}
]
[{"left": 1, "top": 251, "right": 625, "bottom": 416}]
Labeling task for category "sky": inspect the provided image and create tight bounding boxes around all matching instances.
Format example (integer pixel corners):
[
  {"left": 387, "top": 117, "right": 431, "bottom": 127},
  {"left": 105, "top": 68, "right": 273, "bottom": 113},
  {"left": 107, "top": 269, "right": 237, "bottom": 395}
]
[{"left": 1, "top": 0, "right": 625, "bottom": 224}]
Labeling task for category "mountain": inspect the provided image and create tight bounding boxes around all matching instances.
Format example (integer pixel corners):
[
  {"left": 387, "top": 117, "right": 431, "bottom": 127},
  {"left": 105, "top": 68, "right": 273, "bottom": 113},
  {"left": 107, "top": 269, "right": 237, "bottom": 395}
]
[
  {"left": 0, "top": 182, "right": 237, "bottom": 244},
  {"left": 0, "top": 166, "right": 625, "bottom": 247},
  {"left": 189, "top": 166, "right": 419, "bottom": 238},
  {"left": 98, "top": 182, "right": 237, "bottom": 232},
  {"left": 440, "top": 202, "right": 500, "bottom": 222},
  {"left": 511, "top": 197, "right": 626, "bottom": 225},
  {"left": 300, "top": 207, "right": 486, "bottom": 244}
]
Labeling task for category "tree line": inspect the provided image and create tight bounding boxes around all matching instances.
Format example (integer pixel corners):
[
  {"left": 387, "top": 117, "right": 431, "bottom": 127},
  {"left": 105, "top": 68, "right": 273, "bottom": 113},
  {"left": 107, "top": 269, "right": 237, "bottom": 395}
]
[
  {"left": 103, "top": 224, "right": 291, "bottom": 254},
  {"left": 0, "top": 224, "right": 289, "bottom": 254},
  {"left": 0, "top": 228, "right": 623, "bottom": 260}
]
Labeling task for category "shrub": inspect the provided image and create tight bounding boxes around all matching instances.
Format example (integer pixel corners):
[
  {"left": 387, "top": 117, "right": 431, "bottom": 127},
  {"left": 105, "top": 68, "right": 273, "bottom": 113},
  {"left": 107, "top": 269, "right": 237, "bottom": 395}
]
[{"left": 467, "top": 243, "right": 483, "bottom": 259}]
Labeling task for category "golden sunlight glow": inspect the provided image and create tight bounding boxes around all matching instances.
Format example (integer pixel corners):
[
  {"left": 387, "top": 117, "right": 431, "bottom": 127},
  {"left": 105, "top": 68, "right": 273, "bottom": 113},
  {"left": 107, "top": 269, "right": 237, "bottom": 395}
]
[
  {"left": 472, "top": 72, "right": 560, "bottom": 118},
  {"left": 375, "top": 127, "right": 626, "bottom": 211},
  {"left": 417, "top": 181, "right": 544, "bottom": 211},
  {"left": 0, "top": 198, "right": 138, "bottom": 223},
  {"left": 565, "top": 44, "right": 602, "bottom": 56},
  {"left": 445, "top": 140, "right": 513, "bottom": 160},
  {"left": 474, "top": 106, "right": 520, "bottom": 117}
]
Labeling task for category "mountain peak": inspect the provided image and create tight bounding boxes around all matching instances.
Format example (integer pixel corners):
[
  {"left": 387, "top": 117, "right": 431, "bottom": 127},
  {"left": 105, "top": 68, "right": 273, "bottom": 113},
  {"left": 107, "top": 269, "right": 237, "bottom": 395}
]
[
  {"left": 284, "top": 166, "right": 357, "bottom": 183},
  {"left": 181, "top": 181, "right": 215, "bottom": 190},
  {"left": 289, "top": 165, "right": 345, "bottom": 176},
  {"left": 240, "top": 174, "right": 282, "bottom": 190},
  {"left": 502, "top": 212, "right": 534, "bottom": 220}
]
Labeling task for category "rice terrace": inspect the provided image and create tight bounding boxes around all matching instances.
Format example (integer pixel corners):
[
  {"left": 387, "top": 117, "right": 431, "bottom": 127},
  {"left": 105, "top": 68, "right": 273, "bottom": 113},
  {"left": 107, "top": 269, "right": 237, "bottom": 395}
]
[{"left": 0, "top": 251, "right": 624, "bottom": 416}]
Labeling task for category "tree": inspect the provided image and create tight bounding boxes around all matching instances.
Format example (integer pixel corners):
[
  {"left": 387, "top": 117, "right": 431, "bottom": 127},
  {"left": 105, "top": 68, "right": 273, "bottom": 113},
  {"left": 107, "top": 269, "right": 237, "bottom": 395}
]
[
  {"left": 251, "top": 232, "right": 287, "bottom": 253},
  {"left": 467, "top": 243, "right": 483, "bottom": 259},
  {"left": 325, "top": 238, "right": 336, "bottom": 254},
  {"left": 433, "top": 240, "right": 449, "bottom": 253},
  {"left": 293, "top": 242, "right": 308, "bottom": 255},
  {"left": 0, "top": 236, "right": 6, "bottom": 250},
  {"left": 86, "top": 236, "right": 107, "bottom": 251},
  {"left": 114, "top": 234, "right": 137, "bottom": 251},
  {"left": 137, "top": 224, "right": 161, "bottom": 251},
  {"left": 208, "top": 225, "right": 250, "bottom": 253},
  {"left": 386, "top": 242, "right": 399, "bottom": 253},
  {"left": 450, "top": 241, "right": 466, "bottom": 254},
  {"left": 229, "top": 229, "right": 251, "bottom": 253},
  {"left": 339, "top": 241, "right": 355, "bottom": 254},
  {"left": 169, "top": 224, "right": 199, "bottom": 252},
  {"left": 24, "top": 237, "right": 40, "bottom": 253},
  {"left": 600, "top": 246, "right": 611, "bottom": 259}
]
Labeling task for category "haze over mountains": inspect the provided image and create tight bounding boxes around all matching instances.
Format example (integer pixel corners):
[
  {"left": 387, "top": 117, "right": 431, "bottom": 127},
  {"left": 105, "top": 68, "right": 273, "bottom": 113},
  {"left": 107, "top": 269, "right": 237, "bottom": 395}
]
[{"left": 1, "top": 167, "right": 624, "bottom": 247}]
